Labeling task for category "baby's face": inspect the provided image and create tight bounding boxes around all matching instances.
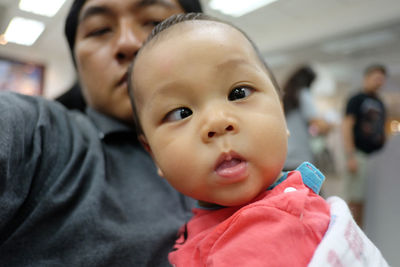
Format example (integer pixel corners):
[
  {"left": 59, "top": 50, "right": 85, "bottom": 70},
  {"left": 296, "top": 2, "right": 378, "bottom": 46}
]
[{"left": 133, "top": 22, "right": 288, "bottom": 206}]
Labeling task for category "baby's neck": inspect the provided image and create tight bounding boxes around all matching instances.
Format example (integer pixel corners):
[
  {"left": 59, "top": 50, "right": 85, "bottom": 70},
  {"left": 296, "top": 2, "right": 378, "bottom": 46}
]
[
  {"left": 197, "top": 171, "right": 286, "bottom": 209},
  {"left": 197, "top": 201, "right": 224, "bottom": 209}
]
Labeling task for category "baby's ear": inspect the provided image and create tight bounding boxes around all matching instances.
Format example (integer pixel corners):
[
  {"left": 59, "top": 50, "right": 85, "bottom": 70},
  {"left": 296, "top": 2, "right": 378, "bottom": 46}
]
[
  {"left": 138, "top": 135, "right": 165, "bottom": 178},
  {"left": 138, "top": 134, "right": 152, "bottom": 156},
  {"left": 157, "top": 167, "right": 164, "bottom": 178}
]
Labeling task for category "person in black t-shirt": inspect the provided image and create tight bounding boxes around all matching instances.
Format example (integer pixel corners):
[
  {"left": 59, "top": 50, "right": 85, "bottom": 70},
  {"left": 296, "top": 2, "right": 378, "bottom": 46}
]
[{"left": 342, "top": 64, "right": 387, "bottom": 228}]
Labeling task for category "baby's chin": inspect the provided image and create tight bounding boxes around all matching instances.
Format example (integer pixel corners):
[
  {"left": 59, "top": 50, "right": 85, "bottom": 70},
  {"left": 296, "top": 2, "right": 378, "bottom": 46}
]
[{"left": 195, "top": 177, "right": 277, "bottom": 207}]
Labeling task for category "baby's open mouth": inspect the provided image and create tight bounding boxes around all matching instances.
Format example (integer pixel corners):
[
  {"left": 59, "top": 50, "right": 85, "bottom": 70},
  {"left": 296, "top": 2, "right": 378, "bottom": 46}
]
[
  {"left": 215, "top": 152, "right": 247, "bottom": 179},
  {"left": 216, "top": 158, "right": 243, "bottom": 172}
]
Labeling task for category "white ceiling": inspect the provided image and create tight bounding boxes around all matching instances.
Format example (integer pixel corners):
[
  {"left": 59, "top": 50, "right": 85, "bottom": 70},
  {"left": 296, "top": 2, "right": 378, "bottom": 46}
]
[
  {"left": 0, "top": 0, "right": 72, "bottom": 60},
  {"left": 0, "top": 0, "right": 400, "bottom": 97},
  {"left": 202, "top": 0, "right": 400, "bottom": 73}
]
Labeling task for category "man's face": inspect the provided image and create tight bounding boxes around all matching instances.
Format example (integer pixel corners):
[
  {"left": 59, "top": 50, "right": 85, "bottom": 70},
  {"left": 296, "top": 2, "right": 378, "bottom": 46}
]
[
  {"left": 74, "top": 0, "right": 184, "bottom": 123},
  {"left": 133, "top": 23, "right": 288, "bottom": 206},
  {"left": 364, "top": 69, "right": 386, "bottom": 93}
]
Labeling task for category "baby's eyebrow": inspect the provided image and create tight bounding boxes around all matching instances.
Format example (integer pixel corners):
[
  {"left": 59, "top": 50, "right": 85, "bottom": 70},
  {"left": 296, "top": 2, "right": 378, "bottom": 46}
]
[
  {"left": 217, "top": 58, "right": 247, "bottom": 68},
  {"left": 149, "top": 81, "right": 188, "bottom": 100},
  {"left": 216, "top": 57, "right": 260, "bottom": 72}
]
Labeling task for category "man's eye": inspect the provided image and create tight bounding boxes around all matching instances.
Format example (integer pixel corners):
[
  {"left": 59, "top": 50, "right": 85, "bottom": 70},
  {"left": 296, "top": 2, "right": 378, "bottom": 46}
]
[
  {"left": 143, "top": 20, "right": 161, "bottom": 28},
  {"left": 87, "top": 27, "right": 111, "bottom": 37},
  {"left": 228, "top": 87, "right": 253, "bottom": 101},
  {"left": 164, "top": 107, "right": 193, "bottom": 122}
]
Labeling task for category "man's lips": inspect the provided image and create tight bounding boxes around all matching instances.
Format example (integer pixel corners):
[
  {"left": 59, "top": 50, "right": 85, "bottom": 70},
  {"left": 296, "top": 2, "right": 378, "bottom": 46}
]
[
  {"left": 117, "top": 72, "right": 128, "bottom": 87},
  {"left": 215, "top": 152, "right": 248, "bottom": 180}
]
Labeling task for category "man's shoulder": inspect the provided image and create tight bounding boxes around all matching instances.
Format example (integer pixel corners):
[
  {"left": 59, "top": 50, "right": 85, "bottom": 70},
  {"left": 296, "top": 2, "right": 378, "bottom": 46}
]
[
  {"left": 0, "top": 91, "right": 97, "bottom": 139},
  {"left": 345, "top": 91, "right": 366, "bottom": 111},
  {"left": 0, "top": 91, "right": 65, "bottom": 115},
  {"left": 349, "top": 91, "right": 385, "bottom": 107},
  {"left": 348, "top": 91, "right": 365, "bottom": 102}
]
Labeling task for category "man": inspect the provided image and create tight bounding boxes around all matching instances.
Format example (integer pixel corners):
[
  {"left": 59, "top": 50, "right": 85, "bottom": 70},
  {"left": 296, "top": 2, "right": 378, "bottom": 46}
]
[
  {"left": 0, "top": 0, "right": 201, "bottom": 265},
  {"left": 342, "top": 64, "right": 387, "bottom": 228}
]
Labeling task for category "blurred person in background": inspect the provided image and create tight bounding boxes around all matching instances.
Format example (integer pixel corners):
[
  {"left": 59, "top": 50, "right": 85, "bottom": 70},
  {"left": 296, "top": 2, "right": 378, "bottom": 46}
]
[
  {"left": 342, "top": 64, "right": 387, "bottom": 228},
  {"left": 282, "top": 65, "right": 331, "bottom": 171},
  {"left": 0, "top": 0, "right": 202, "bottom": 265}
]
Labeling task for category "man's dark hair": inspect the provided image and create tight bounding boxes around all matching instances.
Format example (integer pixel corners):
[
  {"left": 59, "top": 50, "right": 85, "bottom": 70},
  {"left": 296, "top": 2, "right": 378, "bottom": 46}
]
[
  {"left": 364, "top": 64, "right": 387, "bottom": 77},
  {"left": 128, "top": 12, "right": 281, "bottom": 135},
  {"left": 64, "top": 0, "right": 203, "bottom": 64}
]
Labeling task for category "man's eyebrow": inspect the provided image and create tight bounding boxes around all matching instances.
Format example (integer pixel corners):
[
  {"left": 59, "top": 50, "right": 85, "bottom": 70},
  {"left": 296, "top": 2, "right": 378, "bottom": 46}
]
[
  {"left": 136, "top": 0, "right": 177, "bottom": 8},
  {"left": 79, "top": 6, "right": 111, "bottom": 23},
  {"left": 79, "top": 0, "right": 177, "bottom": 23}
]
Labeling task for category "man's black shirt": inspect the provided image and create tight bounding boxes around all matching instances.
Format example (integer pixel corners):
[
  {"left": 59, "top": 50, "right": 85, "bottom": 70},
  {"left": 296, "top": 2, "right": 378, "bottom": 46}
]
[{"left": 345, "top": 91, "right": 386, "bottom": 154}]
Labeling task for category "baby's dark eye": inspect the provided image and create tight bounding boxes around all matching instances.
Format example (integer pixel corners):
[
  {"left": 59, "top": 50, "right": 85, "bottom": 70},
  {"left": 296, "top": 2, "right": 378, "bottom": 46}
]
[
  {"left": 164, "top": 107, "right": 193, "bottom": 122},
  {"left": 228, "top": 86, "right": 253, "bottom": 101}
]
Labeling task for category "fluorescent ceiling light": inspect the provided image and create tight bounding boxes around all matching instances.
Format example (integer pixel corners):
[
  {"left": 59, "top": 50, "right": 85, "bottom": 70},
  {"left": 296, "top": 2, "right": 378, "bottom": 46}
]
[
  {"left": 209, "top": 0, "right": 278, "bottom": 17},
  {"left": 19, "top": 0, "right": 67, "bottom": 17},
  {"left": 4, "top": 17, "right": 45, "bottom": 46}
]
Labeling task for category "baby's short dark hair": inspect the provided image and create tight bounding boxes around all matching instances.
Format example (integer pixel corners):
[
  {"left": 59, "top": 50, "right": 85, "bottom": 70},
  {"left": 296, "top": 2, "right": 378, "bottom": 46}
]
[{"left": 128, "top": 13, "right": 281, "bottom": 135}]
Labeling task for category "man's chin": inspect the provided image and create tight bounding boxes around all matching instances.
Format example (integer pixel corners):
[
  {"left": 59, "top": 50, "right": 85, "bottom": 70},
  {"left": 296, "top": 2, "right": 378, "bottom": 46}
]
[
  {"left": 95, "top": 106, "right": 133, "bottom": 124},
  {"left": 115, "top": 110, "right": 135, "bottom": 125}
]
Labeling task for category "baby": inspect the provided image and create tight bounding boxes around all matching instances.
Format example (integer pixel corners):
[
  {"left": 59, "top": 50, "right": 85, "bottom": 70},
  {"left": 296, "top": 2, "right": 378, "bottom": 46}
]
[{"left": 128, "top": 13, "right": 388, "bottom": 267}]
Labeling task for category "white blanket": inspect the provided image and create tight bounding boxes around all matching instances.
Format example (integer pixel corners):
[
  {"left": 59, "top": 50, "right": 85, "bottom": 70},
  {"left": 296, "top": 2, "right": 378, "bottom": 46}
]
[{"left": 309, "top": 196, "right": 389, "bottom": 266}]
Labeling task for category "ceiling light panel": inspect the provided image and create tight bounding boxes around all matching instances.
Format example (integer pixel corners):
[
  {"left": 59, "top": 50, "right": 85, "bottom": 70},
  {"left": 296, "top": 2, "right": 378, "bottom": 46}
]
[
  {"left": 19, "top": 0, "right": 67, "bottom": 17},
  {"left": 209, "top": 0, "right": 279, "bottom": 17},
  {"left": 4, "top": 17, "right": 45, "bottom": 46}
]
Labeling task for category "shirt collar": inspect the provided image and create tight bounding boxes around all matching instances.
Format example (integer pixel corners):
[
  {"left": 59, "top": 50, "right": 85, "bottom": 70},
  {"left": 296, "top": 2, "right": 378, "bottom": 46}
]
[{"left": 86, "top": 107, "right": 136, "bottom": 137}]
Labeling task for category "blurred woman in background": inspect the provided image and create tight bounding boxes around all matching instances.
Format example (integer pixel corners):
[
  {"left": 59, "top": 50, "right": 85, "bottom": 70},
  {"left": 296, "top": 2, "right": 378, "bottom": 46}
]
[{"left": 283, "top": 65, "right": 331, "bottom": 170}]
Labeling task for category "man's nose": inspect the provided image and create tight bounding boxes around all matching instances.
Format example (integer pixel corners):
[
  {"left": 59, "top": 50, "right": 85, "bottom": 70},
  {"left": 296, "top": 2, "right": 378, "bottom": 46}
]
[
  {"left": 201, "top": 109, "right": 238, "bottom": 143},
  {"left": 115, "top": 20, "right": 146, "bottom": 63}
]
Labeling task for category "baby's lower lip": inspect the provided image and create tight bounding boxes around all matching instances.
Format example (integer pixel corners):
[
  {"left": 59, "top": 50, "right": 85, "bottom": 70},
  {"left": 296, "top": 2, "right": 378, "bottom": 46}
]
[{"left": 215, "top": 159, "right": 248, "bottom": 182}]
